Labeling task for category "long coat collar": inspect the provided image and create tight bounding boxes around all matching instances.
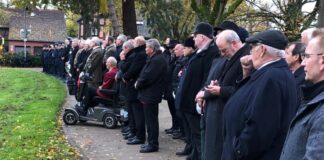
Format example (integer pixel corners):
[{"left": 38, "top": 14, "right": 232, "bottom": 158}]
[{"left": 133, "top": 45, "right": 146, "bottom": 53}]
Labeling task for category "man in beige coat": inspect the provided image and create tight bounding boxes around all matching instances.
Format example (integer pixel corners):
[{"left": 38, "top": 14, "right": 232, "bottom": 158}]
[{"left": 84, "top": 37, "right": 104, "bottom": 88}]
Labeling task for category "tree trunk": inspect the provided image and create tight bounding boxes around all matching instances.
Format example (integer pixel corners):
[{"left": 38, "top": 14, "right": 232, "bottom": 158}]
[
  {"left": 108, "top": 0, "right": 120, "bottom": 37},
  {"left": 318, "top": 0, "right": 324, "bottom": 27},
  {"left": 82, "top": 14, "right": 92, "bottom": 39},
  {"left": 122, "top": 0, "right": 138, "bottom": 38}
]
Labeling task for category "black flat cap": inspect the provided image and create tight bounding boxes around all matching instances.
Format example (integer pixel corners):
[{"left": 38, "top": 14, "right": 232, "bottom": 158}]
[
  {"left": 245, "top": 30, "right": 288, "bottom": 50},
  {"left": 194, "top": 22, "right": 214, "bottom": 39}
]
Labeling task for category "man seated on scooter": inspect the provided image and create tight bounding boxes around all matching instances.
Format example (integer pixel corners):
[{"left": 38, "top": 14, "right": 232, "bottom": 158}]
[{"left": 81, "top": 56, "right": 118, "bottom": 115}]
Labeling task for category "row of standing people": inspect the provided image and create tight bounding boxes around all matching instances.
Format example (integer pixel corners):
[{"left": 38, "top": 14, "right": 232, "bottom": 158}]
[
  {"left": 174, "top": 21, "right": 324, "bottom": 160},
  {"left": 42, "top": 22, "right": 324, "bottom": 159}
]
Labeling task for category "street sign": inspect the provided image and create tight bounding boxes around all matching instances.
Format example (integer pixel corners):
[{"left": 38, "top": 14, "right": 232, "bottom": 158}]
[{"left": 20, "top": 28, "right": 31, "bottom": 40}]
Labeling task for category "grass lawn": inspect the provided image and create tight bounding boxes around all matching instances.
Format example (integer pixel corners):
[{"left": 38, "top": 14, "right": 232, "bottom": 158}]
[{"left": 0, "top": 67, "right": 78, "bottom": 159}]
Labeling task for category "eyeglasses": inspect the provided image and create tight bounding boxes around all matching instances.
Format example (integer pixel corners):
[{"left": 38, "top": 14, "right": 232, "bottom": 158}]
[{"left": 301, "top": 53, "right": 324, "bottom": 60}]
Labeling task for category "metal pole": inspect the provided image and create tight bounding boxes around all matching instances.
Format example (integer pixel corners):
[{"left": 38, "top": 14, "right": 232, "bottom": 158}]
[{"left": 24, "top": 7, "right": 27, "bottom": 62}]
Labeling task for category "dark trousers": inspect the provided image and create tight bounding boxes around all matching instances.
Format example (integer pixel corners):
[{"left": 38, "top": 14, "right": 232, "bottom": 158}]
[
  {"left": 201, "top": 114, "right": 206, "bottom": 160},
  {"left": 131, "top": 101, "right": 146, "bottom": 140},
  {"left": 83, "top": 86, "right": 98, "bottom": 111},
  {"left": 126, "top": 101, "right": 136, "bottom": 134},
  {"left": 142, "top": 103, "right": 159, "bottom": 147},
  {"left": 184, "top": 112, "right": 201, "bottom": 160},
  {"left": 166, "top": 96, "right": 179, "bottom": 129},
  {"left": 178, "top": 109, "right": 192, "bottom": 151}
]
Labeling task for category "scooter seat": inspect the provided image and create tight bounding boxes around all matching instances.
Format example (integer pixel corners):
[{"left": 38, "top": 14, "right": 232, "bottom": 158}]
[
  {"left": 93, "top": 96, "right": 114, "bottom": 107},
  {"left": 98, "top": 89, "right": 117, "bottom": 96}
]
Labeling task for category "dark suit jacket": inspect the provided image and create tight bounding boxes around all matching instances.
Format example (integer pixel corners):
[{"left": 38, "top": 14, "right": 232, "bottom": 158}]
[
  {"left": 222, "top": 59, "right": 298, "bottom": 160},
  {"left": 136, "top": 51, "right": 167, "bottom": 104},
  {"left": 176, "top": 40, "right": 219, "bottom": 115}
]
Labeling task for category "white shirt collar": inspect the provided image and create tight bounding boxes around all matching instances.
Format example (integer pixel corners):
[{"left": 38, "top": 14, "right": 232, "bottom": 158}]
[{"left": 258, "top": 58, "right": 281, "bottom": 70}]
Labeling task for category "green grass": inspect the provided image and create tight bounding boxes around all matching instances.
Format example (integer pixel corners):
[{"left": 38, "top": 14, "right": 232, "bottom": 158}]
[{"left": 0, "top": 67, "right": 78, "bottom": 159}]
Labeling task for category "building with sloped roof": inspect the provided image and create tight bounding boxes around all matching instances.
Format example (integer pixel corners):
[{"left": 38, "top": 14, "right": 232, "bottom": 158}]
[{"left": 0, "top": 8, "right": 66, "bottom": 55}]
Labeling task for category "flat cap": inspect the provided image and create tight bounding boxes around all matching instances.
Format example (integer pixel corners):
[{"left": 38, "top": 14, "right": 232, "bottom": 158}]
[{"left": 245, "top": 30, "right": 288, "bottom": 50}]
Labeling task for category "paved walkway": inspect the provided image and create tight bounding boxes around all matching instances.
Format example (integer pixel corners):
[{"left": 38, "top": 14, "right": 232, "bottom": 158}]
[
  {"left": 61, "top": 89, "right": 185, "bottom": 160},
  {"left": 22, "top": 68, "right": 185, "bottom": 159}
]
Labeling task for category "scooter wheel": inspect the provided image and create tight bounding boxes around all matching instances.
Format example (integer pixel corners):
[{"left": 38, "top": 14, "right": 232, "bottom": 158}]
[
  {"left": 103, "top": 113, "right": 117, "bottom": 129},
  {"left": 63, "top": 110, "right": 78, "bottom": 125}
]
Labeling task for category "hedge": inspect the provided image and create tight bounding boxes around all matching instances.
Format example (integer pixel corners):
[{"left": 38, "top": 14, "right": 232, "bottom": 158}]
[{"left": 0, "top": 52, "right": 42, "bottom": 67}]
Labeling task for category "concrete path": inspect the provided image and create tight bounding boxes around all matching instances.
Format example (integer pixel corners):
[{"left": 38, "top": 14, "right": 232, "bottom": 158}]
[
  {"left": 22, "top": 68, "right": 185, "bottom": 160},
  {"left": 61, "top": 90, "right": 185, "bottom": 160}
]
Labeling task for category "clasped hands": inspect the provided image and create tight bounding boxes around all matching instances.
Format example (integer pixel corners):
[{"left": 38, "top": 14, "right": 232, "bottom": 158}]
[{"left": 195, "top": 80, "right": 220, "bottom": 108}]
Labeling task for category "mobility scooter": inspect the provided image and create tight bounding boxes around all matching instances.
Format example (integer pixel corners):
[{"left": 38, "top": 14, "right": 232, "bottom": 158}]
[{"left": 63, "top": 72, "right": 127, "bottom": 129}]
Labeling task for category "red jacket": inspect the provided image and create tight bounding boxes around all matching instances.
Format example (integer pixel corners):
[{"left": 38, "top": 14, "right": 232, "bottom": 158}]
[{"left": 96, "top": 67, "right": 118, "bottom": 98}]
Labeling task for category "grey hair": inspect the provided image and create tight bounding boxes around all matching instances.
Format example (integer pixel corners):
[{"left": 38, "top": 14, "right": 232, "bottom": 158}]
[
  {"left": 146, "top": 39, "right": 161, "bottom": 51},
  {"left": 117, "top": 34, "right": 127, "bottom": 42},
  {"left": 263, "top": 44, "right": 284, "bottom": 58},
  {"left": 123, "top": 40, "right": 134, "bottom": 50},
  {"left": 302, "top": 28, "right": 316, "bottom": 40},
  {"left": 221, "top": 29, "right": 241, "bottom": 43},
  {"left": 135, "top": 36, "right": 146, "bottom": 46},
  {"left": 91, "top": 37, "right": 101, "bottom": 46},
  {"left": 107, "top": 56, "right": 117, "bottom": 66}
]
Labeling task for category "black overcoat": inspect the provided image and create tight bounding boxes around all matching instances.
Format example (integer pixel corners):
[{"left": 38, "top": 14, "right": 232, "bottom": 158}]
[
  {"left": 120, "top": 45, "right": 147, "bottom": 102},
  {"left": 176, "top": 41, "right": 219, "bottom": 115},
  {"left": 203, "top": 44, "right": 250, "bottom": 160},
  {"left": 222, "top": 59, "right": 298, "bottom": 160},
  {"left": 136, "top": 51, "right": 168, "bottom": 104}
]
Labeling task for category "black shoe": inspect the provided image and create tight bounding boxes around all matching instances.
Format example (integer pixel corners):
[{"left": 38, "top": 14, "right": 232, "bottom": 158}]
[
  {"left": 127, "top": 135, "right": 137, "bottom": 141},
  {"left": 127, "top": 138, "right": 144, "bottom": 145},
  {"left": 140, "top": 144, "right": 148, "bottom": 149},
  {"left": 139, "top": 145, "right": 158, "bottom": 153},
  {"left": 176, "top": 149, "right": 191, "bottom": 156},
  {"left": 180, "top": 136, "right": 186, "bottom": 141},
  {"left": 165, "top": 128, "right": 177, "bottom": 134},
  {"left": 124, "top": 133, "right": 135, "bottom": 140},
  {"left": 121, "top": 127, "right": 130, "bottom": 133},
  {"left": 172, "top": 132, "right": 184, "bottom": 139},
  {"left": 122, "top": 130, "right": 131, "bottom": 136}
]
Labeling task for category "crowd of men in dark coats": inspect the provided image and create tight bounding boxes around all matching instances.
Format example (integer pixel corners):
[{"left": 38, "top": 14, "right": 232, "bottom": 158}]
[{"left": 42, "top": 21, "right": 324, "bottom": 160}]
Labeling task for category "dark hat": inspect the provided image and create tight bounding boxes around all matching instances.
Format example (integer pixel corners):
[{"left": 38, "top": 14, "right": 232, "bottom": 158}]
[
  {"left": 183, "top": 37, "right": 195, "bottom": 49},
  {"left": 238, "top": 27, "right": 249, "bottom": 43},
  {"left": 245, "top": 30, "right": 288, "bottom": 50},
  {"left": 214, "top": 21, "right": 240, "bottom": 34},
  {"left": 169, "top": 40, "right": 179, "bottom": 49},
  {"left": 194, "top": 22, "right": 214, "bottom": 39}
]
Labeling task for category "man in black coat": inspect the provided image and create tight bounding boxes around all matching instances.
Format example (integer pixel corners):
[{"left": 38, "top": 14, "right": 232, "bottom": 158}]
[
  {"left": 195, "top": 30, "right": 250, "bottom": 160},
  {"left": 175, "top": 22, "right": 219, "bottom": 160},
  {"left": 222, "top": 30, "right": 298, "bottom": 160},
  {"left": 120, "top": 37, "right": 147, "bottom": 145},
  {"left": 135, "top": 39, "right": 168, "bottom": 153},
  {"left": 175, "top": 37, "right": 196, "bottom": 157}
]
